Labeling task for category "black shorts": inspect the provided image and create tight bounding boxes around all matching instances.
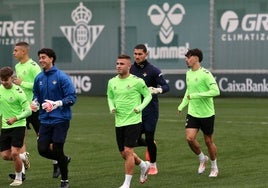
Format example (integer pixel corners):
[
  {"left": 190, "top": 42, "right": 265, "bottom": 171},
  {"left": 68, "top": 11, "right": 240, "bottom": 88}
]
[
  {"left": 185, "top": 114, "right": 215, "bottom": 135},
  {"left": 0, "top": 127, "right": 26, "bottom": 151},
  {"left": 115, "top": 123, "right": 141, "bottom": 152}
]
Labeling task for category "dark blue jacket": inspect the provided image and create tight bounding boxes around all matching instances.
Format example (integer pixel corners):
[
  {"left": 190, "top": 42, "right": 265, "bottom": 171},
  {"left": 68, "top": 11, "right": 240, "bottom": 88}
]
[
  {"left": 33, "top": 65, "right": 76, "bottom": 124},
  {"left": 130, "top": 60, "right": 169, "bottom": 116}
]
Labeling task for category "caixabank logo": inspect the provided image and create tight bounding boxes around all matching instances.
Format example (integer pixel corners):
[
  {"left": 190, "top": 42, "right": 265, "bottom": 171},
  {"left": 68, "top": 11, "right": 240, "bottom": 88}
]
[
  {"left": 146, "top": 2, "right": 189, "bottom": 60},
  {"left": 220, "top": 10, "right": 268, "bottom": 41},
  {"left": 60, "top": 2, "right": 104, "bottom": 61}
]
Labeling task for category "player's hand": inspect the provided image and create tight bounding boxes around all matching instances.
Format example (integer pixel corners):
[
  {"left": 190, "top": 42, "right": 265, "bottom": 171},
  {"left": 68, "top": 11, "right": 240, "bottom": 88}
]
[
  {"left": 149, "top": 87, "right": 162, "bottom": 94},
  {"left": 177, "top": 110, "right": 182, "bottom": 117},
  {"left": 134, "top": 108, "right": 140, "bottom": 114},
  {"left": 12, "top": 77, "right": 22, "bottom": 85},
  {"left": 31, "top": 99, "right": 40, "bottom": 112},
  {"left": 42, "top": 99, "right": 62, "bottom": 112},
  {"left": 111, "top": 109, "right": 116, "bottom": 114},
  {"left": 6, "top": 117, "right": 17, "bottom": 125}
]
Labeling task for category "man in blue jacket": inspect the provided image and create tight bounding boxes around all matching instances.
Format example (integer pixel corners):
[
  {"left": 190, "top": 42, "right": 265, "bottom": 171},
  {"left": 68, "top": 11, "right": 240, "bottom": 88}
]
[
  {"left": 32, "top": 48, "right": 76, "bottom": 188},
  {"left": 130, "top": 44, "right": 169, "bottom": 175}
]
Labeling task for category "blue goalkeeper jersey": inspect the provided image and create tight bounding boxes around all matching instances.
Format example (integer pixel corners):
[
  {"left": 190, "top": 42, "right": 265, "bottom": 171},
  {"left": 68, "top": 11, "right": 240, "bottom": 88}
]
[{"left": 130, "top": 60, "right": 169, "bottom": 115}]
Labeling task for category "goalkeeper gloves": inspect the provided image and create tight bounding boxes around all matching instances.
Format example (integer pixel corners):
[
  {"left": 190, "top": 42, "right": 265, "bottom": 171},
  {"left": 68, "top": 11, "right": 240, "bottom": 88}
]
[
  {"left": 148, "top": 87, "right": 163, "bottom": 94},
  {"left": 30, "top": 99, "right": 40, "bottom": 112},
  {"left": 42, "top": 99, "right": 63, "bottom": 112}
]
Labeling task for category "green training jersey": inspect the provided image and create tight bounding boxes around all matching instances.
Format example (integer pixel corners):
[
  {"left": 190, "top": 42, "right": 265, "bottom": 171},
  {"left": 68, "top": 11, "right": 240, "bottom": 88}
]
[
  {"left": 107, "top": 74, "right": 152, "bottom": 127},
  {"left": 15, "top": 58, "right": 41, "bottom": 102},
  {"left": 178, "top": 67, "right": 220, "bottom": 118},
  {"left": 0, "top": 84, "right": 32, "bottom": 129}
]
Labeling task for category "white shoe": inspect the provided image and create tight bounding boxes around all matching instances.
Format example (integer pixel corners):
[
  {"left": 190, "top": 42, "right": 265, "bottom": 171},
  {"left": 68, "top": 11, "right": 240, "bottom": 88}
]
[
  {"left": 198, "top": 155, "right": 208, "bottom": 174},
  {"left": 119, "top": 185, "right": 129, "bottom": 188},
  {"left": 23, "top": 152, "right": 30, "bottom": 170},
  {"left": 209, "top": 168, "right": 219, "bottom": 177},
  {"left": 139, "top": 161, "right": 150, "bottom": 184},
  {"left": 10, "top": 179, "right": 22, "bottom": 186}
]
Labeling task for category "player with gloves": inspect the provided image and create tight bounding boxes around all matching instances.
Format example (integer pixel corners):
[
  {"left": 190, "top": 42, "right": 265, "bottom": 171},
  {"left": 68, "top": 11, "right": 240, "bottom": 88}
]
[
  {"left": 130, "top": 44, "right": 169, "bottom": 175},
  {"left": 32, "top": 48, "right": 76, "bottom": 188}
]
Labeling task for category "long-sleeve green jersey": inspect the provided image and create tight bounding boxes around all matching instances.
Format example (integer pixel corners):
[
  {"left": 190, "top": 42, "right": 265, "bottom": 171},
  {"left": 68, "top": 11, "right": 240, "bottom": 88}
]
[
  {"left": 107, "top": 74, "right": 152, "bottom": 127},
  {"left": 178, "top": 67, "right": 220, "bottom": 118},
  {"left": 15, "top": 59, "right": 41, "bottom": 102},
  {"left": 0, "top": 85, "right": 32, "bottom": 129}
]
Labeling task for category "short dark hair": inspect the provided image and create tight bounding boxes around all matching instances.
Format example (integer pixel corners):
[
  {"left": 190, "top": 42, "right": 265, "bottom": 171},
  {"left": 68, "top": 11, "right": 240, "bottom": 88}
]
[
  {"left": 118, "top": 54, "right": 131, "bottom": 60},
  {"left": 15, "top": 41, "right": 29, "bottom": 47},
  {"left": 38, "top": 48, "right": 57, "bottom": 64},
  {"left": 0, "top": 66, "right": 13, "bottom": 80},
  {"left": 185, "top": 48, "right": 203, "bottom": 62},
  {"left": 134, "top": 44, "right": 147, "bottom": 53}
]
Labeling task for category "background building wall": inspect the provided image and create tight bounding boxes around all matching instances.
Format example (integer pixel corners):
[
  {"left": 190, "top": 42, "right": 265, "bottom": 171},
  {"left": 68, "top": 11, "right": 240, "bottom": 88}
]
[{"left": 0, "top": 0, "right": 267, "bottom": 97}]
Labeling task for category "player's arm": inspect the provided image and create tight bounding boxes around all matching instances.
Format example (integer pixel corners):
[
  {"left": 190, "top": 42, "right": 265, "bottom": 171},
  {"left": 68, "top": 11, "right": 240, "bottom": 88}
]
[
  {"left": 107, "top": 81, "right": 116, "bottom": 113},
  {"left": 177, "top": 89, "right": 189, "bottom": 113},
  {"left": 190, "top": 73, "right": 220, "bottom": 99},
  {"left": 16, "top": 96, "right": 32, "bottom": 121},
  {"left": 134, "top": 81, "right": 152, "bottom": 113},
  {"left": 156, "top": 72, "right": 170, "bottom": 94},
  {"left": 19, "top": 66, "right": 41, "bottom": 90}
]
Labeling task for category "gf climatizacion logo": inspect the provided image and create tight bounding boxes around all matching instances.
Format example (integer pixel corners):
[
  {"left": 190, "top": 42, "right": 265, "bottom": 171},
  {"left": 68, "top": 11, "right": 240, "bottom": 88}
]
[
  {"left": 60, "top": 2, "right": 105, "bottom": 61},
  {"left": 220, "top": 10, "right": 268, "bottom": 41}
]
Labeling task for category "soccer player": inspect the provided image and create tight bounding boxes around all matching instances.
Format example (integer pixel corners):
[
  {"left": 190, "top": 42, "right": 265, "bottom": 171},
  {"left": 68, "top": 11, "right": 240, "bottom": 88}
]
[
  {"left": 177, "top": 48, "right": 220, "bottom": 177},
  {"left": 32, "top": 48, "right": 76, "bottom": 188},
  {"left": 130, "top": 44, "right": 169, "bottom": 175},
  {"left": 11, "top": 41, "right": 41, "bottom": 180},
  {"left": 0, "top": 66, "right": 32, "bottom": 186},
  {"left": 107, "top": 54, "right": 152, "bottom": 188}
]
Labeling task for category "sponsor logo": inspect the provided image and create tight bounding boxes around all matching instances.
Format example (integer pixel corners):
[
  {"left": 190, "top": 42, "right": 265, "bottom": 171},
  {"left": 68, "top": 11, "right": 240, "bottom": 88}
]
[
  {"left": 147, "top": 2, "right": 189, "bottom": 60},
  {"left": 220, "top": 10, "right": 268, "bottom": 41},
  {"left": 218, "top": 77, "right": 268, "bottom": 92},
  {"left": 0, "top": 20, "right": 35, "bottom": 45},
  {"left": 70, "top": 75, "right": 92, "bottom": 94},
  {"left": 60, "top": 2, "right": 104, "bottom": 61}
]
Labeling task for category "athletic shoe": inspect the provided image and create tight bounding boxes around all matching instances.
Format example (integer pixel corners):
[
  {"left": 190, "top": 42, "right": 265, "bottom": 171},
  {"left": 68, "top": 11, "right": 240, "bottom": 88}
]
[
  {"left": 53, "top": 164, "right": 61, "bottom": 178},
  {"left": 148, "top": 165, "right": 158, "bottom": 175},
  {"left": 23, "top": 152, "right": 30, "bottom": 170},
  {"left": 53, "top": 157, "right": 71, "bottom": 178},
  {"left": 139, "top": 161, "right": 150, "bottom": 184},
  {"left": 119, "top": 185, "right": 129, "bottom": 188},
  {"left": 60, "top": 181, "right": 69, "bottom": 188},
  {"left": 9, "top": 179, "right": 22, "bottom": 186},
  {"left": 209, "top": 168, "right": 219, "bottom": 177},
  {"left": 198, "top": 155, "right": 208, "bottom": 174},
  {"left": 9, "top": 173, "right": 26, "bottom": 181}
]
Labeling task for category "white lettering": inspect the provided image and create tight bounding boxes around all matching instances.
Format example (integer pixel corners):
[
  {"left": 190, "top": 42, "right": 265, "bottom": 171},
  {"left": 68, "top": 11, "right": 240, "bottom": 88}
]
[
  {"left": 70, "top": 75, "right": 92, "bottom": 94},
  {"left": 0, "top": 20, "right": 35, "bottom": 37},
  {"left": 218, "top": 77, "right": 268, "bottom": 92},
  {"left": 146, "top": 42, "right": 190, "bottom": 60},
  {"left": 175, "top": 79, "right": 185, "bottom": 90}
]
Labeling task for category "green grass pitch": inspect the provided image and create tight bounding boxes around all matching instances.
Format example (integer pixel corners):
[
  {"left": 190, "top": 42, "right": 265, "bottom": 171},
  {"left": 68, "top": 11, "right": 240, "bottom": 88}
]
[{"left": 0, "top": 96, "right": 268, "bottom": 187}]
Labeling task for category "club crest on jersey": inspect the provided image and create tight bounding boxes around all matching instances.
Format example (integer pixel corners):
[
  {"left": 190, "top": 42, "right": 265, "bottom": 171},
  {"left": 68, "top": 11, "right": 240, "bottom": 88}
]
[{"left": 52, "top": 80, "right": 57, "bottom": 85}]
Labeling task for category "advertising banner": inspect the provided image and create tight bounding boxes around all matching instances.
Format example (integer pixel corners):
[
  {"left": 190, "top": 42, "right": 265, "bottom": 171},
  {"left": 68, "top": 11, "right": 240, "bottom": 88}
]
[
  {"left": 214, "top": 0, "right": 268, "bottom": 71},
  {"left": 69, "top": 73, "right": 268, "bottom": 97}
]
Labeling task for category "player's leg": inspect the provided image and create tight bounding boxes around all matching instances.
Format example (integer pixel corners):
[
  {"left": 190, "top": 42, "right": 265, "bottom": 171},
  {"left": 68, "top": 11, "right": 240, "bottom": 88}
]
[
  {"left": 144, "top": 112, "right": 159, "bottom": 175},
  {"left": 52, "top": 121, "right": 70, "bottom": 188},
  {"left": 9, "top": 127, "right": 26, "bottom": 186},
  {"left": 201, "top": 115, "right": 218, "bottom": 177},
  {"left": 185, "top": 114, "right": 208, "bottom": 174}
]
